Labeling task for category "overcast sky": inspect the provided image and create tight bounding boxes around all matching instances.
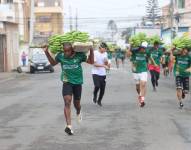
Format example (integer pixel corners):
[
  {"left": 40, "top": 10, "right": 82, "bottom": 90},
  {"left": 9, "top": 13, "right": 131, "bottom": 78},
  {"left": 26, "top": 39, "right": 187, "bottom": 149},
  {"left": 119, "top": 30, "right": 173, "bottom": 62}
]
[
  {"left": 63, "top": 0, "right": 170, "bottom": 36},
  {"left": 63, "top": 0, "right": 169, "bottom": 18}
]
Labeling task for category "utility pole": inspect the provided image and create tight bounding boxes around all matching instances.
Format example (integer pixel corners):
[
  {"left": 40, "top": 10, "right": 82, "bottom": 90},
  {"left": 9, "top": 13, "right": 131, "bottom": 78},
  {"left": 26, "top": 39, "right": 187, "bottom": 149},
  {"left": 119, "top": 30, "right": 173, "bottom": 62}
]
[
  {"left": 75, "top": 8, "right": 78, "bottom": 31},
  {"left": 69, "top": 5, "right": 73, "bottom": 31},
  {"left": 29, "top": 0, "right": 34, "bottom": 45},
  {"left": 170, "top": 0, "right": 174, "bottom": 43}
]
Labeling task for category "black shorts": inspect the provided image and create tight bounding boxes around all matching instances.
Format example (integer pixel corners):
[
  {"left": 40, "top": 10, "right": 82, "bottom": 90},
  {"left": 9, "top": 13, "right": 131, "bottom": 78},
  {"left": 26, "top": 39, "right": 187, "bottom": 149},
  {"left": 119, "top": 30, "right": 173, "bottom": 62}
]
[
  {"left": 176, "top": 76, "right": 189, "bottom": 92},
  {"left": 62, "top": 82, "right": 82, "bottom": 100},
  {"left": 92, "top": 74, "right": 106, "bottom": 88}
]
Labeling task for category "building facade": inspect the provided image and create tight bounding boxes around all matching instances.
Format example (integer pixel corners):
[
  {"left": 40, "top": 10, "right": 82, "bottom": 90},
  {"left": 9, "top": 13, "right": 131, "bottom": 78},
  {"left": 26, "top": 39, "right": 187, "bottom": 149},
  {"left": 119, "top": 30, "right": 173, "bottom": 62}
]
[
  {"left": 33, "top": 0, "right": 63, "bottom": 44},
  {"left": 0, "top": 0, "right": 20, "bottom": 72},
  {"left": 161, "top": 0, "right": 191, "bottom": 44}
]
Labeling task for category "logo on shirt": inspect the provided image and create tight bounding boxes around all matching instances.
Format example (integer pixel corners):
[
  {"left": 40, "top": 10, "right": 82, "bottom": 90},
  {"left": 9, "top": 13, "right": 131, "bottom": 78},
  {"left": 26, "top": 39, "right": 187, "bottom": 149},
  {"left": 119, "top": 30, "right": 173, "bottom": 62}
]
[
  {"left": 177, "top": 60, "right": 189, "bottom": 65},
  {"left": 62, "top": 64, "right": 79, "bottom": 69},
  {"left": 136, "top": 56, "right": 146, "bottom": 61}
]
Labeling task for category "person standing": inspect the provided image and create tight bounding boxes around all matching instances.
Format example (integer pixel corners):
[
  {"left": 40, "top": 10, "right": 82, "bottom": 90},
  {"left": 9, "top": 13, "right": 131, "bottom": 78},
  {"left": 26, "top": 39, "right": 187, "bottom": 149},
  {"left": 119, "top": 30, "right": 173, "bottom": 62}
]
[
  {"left": 170, "top": 48, "right": 191, "bottom": 108},
  {"left": 92, "top": 42, "right": 110, "bottom": 106},
  {"left": 127, "top": 42, "right": 151, "bottom": 107},
  {"left": 148, "top": 41, "right": 163, "bottom": 91},
  {"left": 21, "top": 51, "right": 27, "bottom": 66},
  {"left": 43, "top": 43, "right": 94, "bottom": 135}
]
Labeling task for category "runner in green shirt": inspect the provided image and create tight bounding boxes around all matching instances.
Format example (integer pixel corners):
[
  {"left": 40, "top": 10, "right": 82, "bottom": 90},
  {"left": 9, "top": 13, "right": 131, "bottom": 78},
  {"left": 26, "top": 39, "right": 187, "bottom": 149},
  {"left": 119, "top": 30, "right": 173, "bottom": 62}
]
[
  {"left": 127, "top": 42, "right": 151, "bottom": 107},
  {"left": 161, "top": 49, "right": 170, "bottom": 77},
  {"left": 43, "top": 43, "right": 94, "bottom": 135},
  {"left": 170, "top": 47, "right": 191, "bottom": 108},
  {"left": 148, "top": 41, "right": 163, "bottom": 91},
  {"left": 115, "top": 48, "right": 125, "bottom": 68}
]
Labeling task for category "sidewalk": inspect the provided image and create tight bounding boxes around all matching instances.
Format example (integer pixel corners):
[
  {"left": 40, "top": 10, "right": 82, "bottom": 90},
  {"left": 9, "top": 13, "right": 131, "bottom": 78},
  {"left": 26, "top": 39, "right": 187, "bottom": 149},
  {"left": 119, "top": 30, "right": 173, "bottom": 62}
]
[
  {"left": 0, "top": 67, "right": 28, "bottom": 83},
  {"left": 0, "top": 72, "right": 17, "bottom": 83}
]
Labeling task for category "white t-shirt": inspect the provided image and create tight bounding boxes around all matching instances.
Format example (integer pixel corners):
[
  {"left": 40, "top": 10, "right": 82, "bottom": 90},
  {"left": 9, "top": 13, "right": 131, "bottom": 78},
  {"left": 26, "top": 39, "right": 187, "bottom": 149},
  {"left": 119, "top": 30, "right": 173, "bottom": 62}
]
[{"left": 92, "top": 50, "right": 108, "bottom": 76}]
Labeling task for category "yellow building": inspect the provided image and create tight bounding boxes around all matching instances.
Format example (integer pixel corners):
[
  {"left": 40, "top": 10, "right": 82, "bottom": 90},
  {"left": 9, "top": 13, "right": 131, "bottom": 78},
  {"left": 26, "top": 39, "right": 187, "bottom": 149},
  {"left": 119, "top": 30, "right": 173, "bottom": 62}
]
[{"left": 34, "top": 0, "right": 63, "bottom": 38}]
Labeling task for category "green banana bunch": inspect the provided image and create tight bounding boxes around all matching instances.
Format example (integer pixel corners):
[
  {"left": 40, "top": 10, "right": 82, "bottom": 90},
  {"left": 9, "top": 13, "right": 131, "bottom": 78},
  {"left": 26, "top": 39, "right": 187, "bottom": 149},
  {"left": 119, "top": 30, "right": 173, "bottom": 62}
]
[
  {"left": 129, "top": 33, "right": 149, "bottom": 48},
  {"left": 148, "top": 35, "right": 163, "bottom": 45},
  {"left": 172, "top": 35, "right": 191, "bottom": 51},
  {"left": 48, "top": 31, "right": 90, "bottom": 54}
]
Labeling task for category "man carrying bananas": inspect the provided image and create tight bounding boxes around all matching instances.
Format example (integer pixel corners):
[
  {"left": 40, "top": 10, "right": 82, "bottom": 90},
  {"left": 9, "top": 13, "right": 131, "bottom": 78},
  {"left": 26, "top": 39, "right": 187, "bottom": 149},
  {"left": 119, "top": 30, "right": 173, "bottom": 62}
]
[
  {"left": 43, "top": 43, "right": 94, "bottom": 135},
  {"left": 170, "top": 47, "right": 191, "bottom": 109},
  {"left": 148, "top": 41, "right": 163, "bottom": 91},
  {"left": 127, "top": 42, "right": 151, "bottom": 107}
]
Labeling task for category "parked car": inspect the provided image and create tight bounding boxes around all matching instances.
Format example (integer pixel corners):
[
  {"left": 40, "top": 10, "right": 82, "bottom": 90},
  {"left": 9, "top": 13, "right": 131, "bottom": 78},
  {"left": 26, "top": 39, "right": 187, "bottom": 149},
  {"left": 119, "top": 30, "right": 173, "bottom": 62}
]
[{"left": 29, "top": 49, "right": 54, "bottom": 73}]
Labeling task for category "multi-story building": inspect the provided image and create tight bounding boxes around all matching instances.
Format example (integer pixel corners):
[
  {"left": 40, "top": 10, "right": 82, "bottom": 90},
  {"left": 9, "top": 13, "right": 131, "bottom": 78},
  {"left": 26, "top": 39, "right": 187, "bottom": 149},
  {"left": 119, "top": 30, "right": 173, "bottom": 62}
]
[
  {"left": 33, "top": 0, "right": 63, "bottom": 43},
  {"left": 19, "top": 0, "right": 30, "bottom": 43},
  {"left": 0, "top": 0, "right": 20, "bottom": 72},
  {"left": 161, "top": 0, "right": 191, "bottom": 43}
]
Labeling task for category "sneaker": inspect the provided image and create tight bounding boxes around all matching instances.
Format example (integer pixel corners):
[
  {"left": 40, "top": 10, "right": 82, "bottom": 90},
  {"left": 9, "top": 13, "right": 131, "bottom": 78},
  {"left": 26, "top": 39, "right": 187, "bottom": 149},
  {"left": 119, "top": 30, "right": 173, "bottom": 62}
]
[
  {"left": 93, "top": 98, "right": 97, "bottom": 104},
  {"left": 97, "top": 101, "right": 102, "bottom": 107},
  {"left": 139, "top": 96, "right": 145, "bottom": 107},
  {"left": 179, "top": 102, "right": 184, "bottom": 109},
  {"left": 138, "top": 96, "right": 142, "bottom": 105},
  {"left": 77, "top": 113, "right": 82, "bottom": 123},
  {"left": 65, "top": 126, "right": 74, "bottom": 135},
  {"left": 140, "top": 101, "right": 145, "bottom": 107}
]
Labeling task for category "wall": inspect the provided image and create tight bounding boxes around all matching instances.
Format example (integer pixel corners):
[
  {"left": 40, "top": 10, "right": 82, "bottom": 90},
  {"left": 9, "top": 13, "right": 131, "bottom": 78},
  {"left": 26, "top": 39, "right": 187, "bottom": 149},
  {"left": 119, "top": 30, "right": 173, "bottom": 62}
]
[{"left": 6, "top": 23, "right": 19, "bottom": 71}]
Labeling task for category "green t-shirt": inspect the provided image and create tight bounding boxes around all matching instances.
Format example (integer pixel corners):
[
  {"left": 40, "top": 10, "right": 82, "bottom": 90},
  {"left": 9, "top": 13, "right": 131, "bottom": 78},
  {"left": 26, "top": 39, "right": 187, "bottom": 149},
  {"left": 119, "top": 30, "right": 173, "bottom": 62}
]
[
  {"left": 55, "top": 52, "right": 87, "bottom": 84},
  {"left": 149, "top": 48, "right": 163, "bottom": 66},
  {"left": 115, "top": 50, "right": 125, "bottom": 59},
  {"left": 174, "top": 55, "right": 191, "bottom": 77},
  {"left": 107, "top": 51, "right": 113, "bottom": 59},
  {"left": 132, "top": 50, "right": 151, "bottom": 73}
]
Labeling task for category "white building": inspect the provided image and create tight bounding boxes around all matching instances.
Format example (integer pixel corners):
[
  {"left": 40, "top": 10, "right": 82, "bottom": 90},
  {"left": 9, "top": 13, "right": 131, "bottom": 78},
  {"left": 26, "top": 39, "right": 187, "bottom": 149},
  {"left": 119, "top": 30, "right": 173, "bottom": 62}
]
[{"left": 0, "top": 0, "right": 20, "bottom": 72}]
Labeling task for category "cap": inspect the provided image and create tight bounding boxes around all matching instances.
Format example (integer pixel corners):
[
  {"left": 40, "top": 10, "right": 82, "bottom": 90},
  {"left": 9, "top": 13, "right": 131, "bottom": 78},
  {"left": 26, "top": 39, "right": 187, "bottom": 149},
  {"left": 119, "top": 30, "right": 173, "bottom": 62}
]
[{"left": 140, "top": 41, "right": 148, "bottom": 48}]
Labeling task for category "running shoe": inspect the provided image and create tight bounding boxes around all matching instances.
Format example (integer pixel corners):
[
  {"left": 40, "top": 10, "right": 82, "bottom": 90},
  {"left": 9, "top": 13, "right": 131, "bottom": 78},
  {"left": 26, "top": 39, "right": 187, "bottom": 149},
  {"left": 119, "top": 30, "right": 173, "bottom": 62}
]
[
  {"left": 140, "top": 101, "right": 145, "bottom": 107},
  {"left": 65, "top": 126, "right": 74, "bottom": 135},
  {"left": 77, "top": 113, "right": 82, "bottom": 123},
  {"left": 97, "top": 101, "right": 102, "bottom": 107},
  {"left": 139, "top": 96, "right": 145, "bottom": 107},
  {"left": 93, "top": 98, "right": 97, "bottom": 103},
  {"left": 179, "top": 102, "right": 184, "bottom": 109}
]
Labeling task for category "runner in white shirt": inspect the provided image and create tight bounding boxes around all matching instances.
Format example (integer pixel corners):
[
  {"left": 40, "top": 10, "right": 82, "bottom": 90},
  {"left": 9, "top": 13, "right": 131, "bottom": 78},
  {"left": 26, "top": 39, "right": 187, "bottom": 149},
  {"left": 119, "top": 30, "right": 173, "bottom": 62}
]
[{"left": 92, "top": 42, "right": 110, "bottom": 106}]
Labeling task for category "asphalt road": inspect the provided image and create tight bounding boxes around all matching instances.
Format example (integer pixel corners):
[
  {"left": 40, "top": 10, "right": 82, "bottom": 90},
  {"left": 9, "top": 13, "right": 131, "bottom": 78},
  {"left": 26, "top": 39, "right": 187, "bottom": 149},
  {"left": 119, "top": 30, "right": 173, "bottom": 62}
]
[{"left": 0, "top": 60, "right": 191, "bottom": 150}]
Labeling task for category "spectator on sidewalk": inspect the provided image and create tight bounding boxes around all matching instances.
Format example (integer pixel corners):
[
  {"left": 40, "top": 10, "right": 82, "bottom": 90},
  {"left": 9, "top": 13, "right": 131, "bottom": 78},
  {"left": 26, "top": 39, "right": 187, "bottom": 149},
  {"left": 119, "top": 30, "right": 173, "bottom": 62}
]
[{"left": 21, "top": 51, "right": 27, "bottom": 66}]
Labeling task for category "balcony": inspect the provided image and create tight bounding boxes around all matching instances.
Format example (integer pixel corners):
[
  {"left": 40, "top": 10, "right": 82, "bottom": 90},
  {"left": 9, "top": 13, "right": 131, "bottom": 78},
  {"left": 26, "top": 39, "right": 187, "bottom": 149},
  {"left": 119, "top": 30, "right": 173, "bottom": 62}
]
[
  {"left": 0, "top": 3, "right": 18, "bottom": 23},
  {"left": 34, "top": 6, "right": 63, "bottom": 14}
]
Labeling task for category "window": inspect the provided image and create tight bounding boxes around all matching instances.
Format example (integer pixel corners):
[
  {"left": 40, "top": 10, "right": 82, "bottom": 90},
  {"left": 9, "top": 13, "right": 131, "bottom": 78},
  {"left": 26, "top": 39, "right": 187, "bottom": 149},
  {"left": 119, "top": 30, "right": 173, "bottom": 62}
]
[
  {"left": 36, "top": 16, "right": 51, "bottom": 23},
  {"left": 177, "top": 0, "right": 185, "bottom": 9},
  {"left": 6, "top": 0, "right": 13, "bottom": 3}
]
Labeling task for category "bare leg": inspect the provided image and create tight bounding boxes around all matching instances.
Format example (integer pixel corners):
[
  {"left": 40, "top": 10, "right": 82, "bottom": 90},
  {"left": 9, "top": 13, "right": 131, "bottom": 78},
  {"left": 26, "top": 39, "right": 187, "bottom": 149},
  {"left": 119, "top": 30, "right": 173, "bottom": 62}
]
[
  {"left": 73, "top": 100, "right": 81, "bottom": 115},
  {"left": 136, "top": 84, "right": 140, "bottom": 95},
  {"left": 177, "top": 89, "right": 182, "bottom": 102},
  {"left": 140, "top": 81, "right": 147, "bottom": 97},
  {"left": 63, "top": 95, "right": 72, "bottom": 126}
]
